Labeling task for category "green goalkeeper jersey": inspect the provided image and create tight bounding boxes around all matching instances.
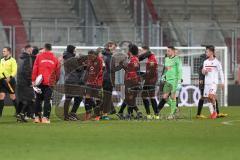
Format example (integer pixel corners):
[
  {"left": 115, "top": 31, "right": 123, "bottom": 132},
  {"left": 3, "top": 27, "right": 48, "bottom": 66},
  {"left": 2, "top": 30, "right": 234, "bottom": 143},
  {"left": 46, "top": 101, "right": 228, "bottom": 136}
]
[{"left": 163, "top": 55, "right": 182, "bottom": 83}]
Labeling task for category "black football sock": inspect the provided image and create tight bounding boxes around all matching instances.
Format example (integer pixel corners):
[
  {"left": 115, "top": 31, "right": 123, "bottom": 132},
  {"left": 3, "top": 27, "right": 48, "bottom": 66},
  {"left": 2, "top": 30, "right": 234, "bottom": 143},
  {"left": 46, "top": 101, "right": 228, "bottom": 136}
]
[
  {"left": 91, "top": 99, "right": 100, "bottom": 116},
  {"left": 84, "top": 98, "right": 92, "bottom": 114},
  {"left": 0, "top": 100, "right": 4, "bottom": 117},
  {"left": 133, "top": 106, "right": 139, "bottom": 113},
  {"left": 127, "top": 107, "right": 134, "bottom": 115},
  {"left": 12, "top": 99, "right": 17, "bottom": 113},
  {"left": 43, "top": 100, "right": 51, "bottom": 119},
  {"left": 216, "top": 99, "right": 219, "bottom": 114},
  {"left": 158, "top": 99, "right": 166, "bottom": 113},
  {"left": 118, "top": 101, "right": 127, "bottom": 114},
  {"left": 176, "top": 97, "right": 179, "bottom": 108},
  {"left": 197, "top": 98, "right": 204, "bottom": 115},
  {"left": 94, "top": 99, "right": 101, "bottom": 116},
  {"left": 20, "top": 101, "right": 28, "bottom": 115},
  {"left": 63, "top": 98, "right": 71, "bottom": 118},
  {"left": 143, "top": 99, "right": 150, "bottom": 115},
  {"left": 150, "top": 98, "right": 158, "bottom": 114},
  {"left": 71, "top": 97, "right": 82, "bottom": 113}
]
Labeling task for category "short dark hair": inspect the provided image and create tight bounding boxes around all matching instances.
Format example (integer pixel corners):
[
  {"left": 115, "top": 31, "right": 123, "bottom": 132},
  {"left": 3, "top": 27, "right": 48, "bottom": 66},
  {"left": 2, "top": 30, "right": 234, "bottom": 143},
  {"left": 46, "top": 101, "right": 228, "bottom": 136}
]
[
  {"left": 66, "top": 45, "right": 76, "bottom": 54},
  {"left": 24, "top": 44, "right": 32, "bottom": 50},
  {"left": 206, "top": 45, "right": 215, "bottom": 53},
  {"left": 32, "top": 46, "right": 39, "bottom": 55},
  {"left": 88, "top": 50, "right": 97, "bottom": 55},
  {"left": 129, "top": 44, "right": 138, "bottom": 56},
  {"left": 167, "top": 46, "right": 176, "bottom": 50},
  {"left": 44, "top": 43, "right": 52, "bottom": 51},
  {"left": 142, "top": 45, "right": 150, "bottom": 51},
  {"left": 106, "top": 41, "right": 117, "bottom": 48},
  {"left": 3, "top": 46, "right": 11, "bottom": 52},
  {"left": 96, "top": 47, "right": 103, "bottom": 54}
]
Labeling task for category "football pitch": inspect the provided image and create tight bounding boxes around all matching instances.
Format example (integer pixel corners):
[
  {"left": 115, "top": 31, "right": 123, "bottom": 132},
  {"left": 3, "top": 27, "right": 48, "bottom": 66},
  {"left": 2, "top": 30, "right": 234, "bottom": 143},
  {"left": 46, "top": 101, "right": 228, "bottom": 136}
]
[{"left": 0, "top": 107, "right": 239, "bottom": 160}]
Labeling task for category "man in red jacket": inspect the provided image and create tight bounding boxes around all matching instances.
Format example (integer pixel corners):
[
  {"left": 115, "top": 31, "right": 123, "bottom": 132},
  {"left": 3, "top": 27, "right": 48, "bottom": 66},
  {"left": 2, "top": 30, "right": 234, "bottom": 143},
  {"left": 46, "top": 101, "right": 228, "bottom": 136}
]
[
  {"left": 84, "top": 50, "right": 104, "bottom": 121},
  {"left": 32, "top": 43, "right": 60, "bottom": 124}
]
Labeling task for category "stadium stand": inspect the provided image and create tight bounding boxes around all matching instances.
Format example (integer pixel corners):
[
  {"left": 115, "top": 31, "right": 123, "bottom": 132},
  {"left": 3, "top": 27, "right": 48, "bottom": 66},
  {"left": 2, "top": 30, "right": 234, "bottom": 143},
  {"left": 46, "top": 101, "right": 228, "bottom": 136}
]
[
  {"left": 90, "top": 0, "right": 135, "bottom": 42},
  {"left": 0, "top": 0, "right": 28, "bottom": 54}
]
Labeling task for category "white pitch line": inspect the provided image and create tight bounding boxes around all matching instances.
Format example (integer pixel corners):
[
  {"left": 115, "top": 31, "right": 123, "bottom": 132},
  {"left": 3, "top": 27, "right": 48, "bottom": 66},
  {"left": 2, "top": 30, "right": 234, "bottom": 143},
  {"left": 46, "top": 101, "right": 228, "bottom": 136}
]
[{"left": 221, "top": 120, "right": 240, "bottom": 126}]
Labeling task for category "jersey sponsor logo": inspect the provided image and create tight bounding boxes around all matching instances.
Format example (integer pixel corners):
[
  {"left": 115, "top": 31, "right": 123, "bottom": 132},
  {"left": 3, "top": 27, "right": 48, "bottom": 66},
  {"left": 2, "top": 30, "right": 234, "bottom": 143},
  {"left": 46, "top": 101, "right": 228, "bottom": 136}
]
[
  {"left": 205, "top": 68, "right": 213, "bottom": 72},
  {"left": 205, "top": 65, "right": 217, "bottom": 68},
  {"left": 41, "top": 59, "right": 55, "bottom": 64},
  {"left": 149, "top": 62, "right": 155, "bottom": 66},
  {"left": 165, "top": 66, "right": 172, "bottom": 70},
  {"left": 133, "top": 62, "right": 138, "bottom": 67}
]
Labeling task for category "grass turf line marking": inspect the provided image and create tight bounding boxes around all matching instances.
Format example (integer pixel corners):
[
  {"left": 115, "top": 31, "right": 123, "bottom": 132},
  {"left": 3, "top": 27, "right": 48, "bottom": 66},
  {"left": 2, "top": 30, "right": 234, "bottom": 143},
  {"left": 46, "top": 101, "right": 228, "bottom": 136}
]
[{"left": 221, "top": 120, "right": 240, "bottom": 126}]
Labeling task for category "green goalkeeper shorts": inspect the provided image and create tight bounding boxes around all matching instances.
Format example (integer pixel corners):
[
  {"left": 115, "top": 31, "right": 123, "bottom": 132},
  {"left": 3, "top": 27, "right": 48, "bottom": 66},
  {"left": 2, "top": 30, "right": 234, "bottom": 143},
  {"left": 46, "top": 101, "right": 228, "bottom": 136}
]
[{"left": 163, "top": 80, "right": 178, "bottom": 95}]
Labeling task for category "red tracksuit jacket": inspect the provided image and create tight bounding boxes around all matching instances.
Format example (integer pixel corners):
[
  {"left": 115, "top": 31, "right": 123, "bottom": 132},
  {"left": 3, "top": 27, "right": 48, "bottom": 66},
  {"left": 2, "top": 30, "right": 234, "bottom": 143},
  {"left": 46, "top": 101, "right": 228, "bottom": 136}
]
[
  {"left": 85, "top": 55, "right": 103, "bottom": 87},
  {"left": 32, "top": 51, "right": 60, "bottom": 86},
  {"left": 145, "top": 53, "right": 158, "bottom": 85}
]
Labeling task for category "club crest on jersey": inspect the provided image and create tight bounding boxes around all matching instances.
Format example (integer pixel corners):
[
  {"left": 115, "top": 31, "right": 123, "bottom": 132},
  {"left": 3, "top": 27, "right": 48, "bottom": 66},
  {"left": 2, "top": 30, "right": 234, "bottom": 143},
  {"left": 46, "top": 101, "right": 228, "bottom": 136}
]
[
  {"left": 150, "top": 62, "right": 154, "bottom": 66},
  {"left": 90, "top": 66, "right": 94, "bottom": 71},
  {"left": 134, "top": 62, "right": 138, "bottom": 67}
]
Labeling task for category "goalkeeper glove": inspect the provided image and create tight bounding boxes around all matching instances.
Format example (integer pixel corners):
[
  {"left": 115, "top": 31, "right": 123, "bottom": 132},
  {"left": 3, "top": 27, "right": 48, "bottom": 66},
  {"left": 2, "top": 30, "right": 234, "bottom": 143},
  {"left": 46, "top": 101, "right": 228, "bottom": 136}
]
[
  {"left": 160, "top": 76, "right": 166, "bottom": 82},
  {"left": 176, "top": 83, "right": 182, "bottom": 92},
  {"left": 176, "top": 79, "right": 183, "bottom": 91}
]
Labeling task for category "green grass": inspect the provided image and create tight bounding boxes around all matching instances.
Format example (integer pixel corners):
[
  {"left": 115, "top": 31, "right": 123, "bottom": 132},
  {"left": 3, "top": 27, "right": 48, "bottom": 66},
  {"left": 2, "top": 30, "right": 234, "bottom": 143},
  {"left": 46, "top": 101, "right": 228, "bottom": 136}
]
[{"left": 0, "top": 106, "right": 240, "bottom": 160}]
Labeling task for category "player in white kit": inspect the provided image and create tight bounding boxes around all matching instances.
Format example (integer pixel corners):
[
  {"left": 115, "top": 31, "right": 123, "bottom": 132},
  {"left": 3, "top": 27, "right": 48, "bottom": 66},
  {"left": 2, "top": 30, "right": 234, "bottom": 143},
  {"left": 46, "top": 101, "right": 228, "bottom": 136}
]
[{"left": 202, "top": 45, "right": 224, "bottom": 119}]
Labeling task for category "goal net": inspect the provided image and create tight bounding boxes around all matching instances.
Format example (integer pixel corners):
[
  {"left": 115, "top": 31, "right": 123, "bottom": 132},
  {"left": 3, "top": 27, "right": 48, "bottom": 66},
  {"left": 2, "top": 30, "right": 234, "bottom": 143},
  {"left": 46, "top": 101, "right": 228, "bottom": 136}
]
[{"left": 52, "top": 46, "right": 228, "bottom": 108}]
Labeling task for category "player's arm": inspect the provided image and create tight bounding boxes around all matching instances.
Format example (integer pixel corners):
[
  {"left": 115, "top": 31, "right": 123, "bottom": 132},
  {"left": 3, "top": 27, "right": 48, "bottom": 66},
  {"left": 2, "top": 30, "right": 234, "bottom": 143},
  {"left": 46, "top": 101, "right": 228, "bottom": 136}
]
[
  {"left": 111, "top": 56, "right": 123, "bottom": 72},
  {"left": 217, "top": 61, "right": 224, "bottom": 89},
  {"left": 0, "top": 62, "right": 3, "bottom": 79},
  {"left": 96, "top": 57, "right": 103, "bottom": 78},
  {"left": 118, "top": 58, "right": 128, "bottom": 71},
  {"left": 159, "top": 55, "right": 167, "bottom": 82},
  {"left": 138, "top": 51, "right": 151, "bottom": 61},
  {"left": 32, "top": 55, "right": 39, "bottom": 83},
  {"left": 55, "top": 58, "right": 61, "bottom": 82},
  {"left": 176, "top": 57, "right": 183, "bottom": 83},
  {"left": 199, "top": 54, "right": 205, "bottom": 83},
  {"left": 202, "top": 61, "right": 208, "bottom": 75},
  {"left": 11, "top": 58, "right": 17, "bottom": 78}
]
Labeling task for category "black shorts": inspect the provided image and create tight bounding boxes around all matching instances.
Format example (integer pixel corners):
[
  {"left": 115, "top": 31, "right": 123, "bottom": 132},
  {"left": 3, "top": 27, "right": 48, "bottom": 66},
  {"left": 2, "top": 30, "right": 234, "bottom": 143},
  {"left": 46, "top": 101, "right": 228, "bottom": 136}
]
[
  {"left": 64, "top": 84, "right": 86, "bottom": 97},
  {"left": 85, "top": 85, "right": 102, "bottom": 99},
  {"left": 125, "top": 84, "right": 141, "bottom": 107},
  {"left": 200, "top": 88, "right": 204, "bottom": 97},
  {"left": 0, "top": 78, "right": 16, "bottom": 94},
  {"left": 142, "top": 85, "right": 156, "bottom": 98}
]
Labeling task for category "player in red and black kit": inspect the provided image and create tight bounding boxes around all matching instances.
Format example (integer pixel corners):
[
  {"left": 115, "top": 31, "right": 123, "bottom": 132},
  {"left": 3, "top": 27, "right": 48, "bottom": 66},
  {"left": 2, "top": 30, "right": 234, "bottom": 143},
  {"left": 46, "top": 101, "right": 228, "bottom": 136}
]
[
  {"left": 139, "top": 46, "right": 159, "bottom": 120},
  {"left": 84, "top": 50, "right": 104, "bottom": 121},
  {"left": 118, "top": 44, "right": 142, "bottom": 119}
]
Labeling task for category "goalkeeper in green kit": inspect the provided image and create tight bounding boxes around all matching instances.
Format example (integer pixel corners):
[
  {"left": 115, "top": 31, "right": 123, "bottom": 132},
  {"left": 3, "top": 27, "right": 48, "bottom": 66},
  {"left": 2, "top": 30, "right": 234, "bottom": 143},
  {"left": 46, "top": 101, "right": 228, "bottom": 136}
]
[{"left": 158, "top": 46, "right": 182, "bottom": 119}]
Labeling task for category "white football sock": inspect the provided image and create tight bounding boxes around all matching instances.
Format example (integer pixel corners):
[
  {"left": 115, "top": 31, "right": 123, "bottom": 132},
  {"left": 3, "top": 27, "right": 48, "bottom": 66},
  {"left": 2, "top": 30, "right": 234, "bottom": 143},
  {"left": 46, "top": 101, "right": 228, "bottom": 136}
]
[{"left": 208, "top": 103, "right": 214, "bottom": 114}]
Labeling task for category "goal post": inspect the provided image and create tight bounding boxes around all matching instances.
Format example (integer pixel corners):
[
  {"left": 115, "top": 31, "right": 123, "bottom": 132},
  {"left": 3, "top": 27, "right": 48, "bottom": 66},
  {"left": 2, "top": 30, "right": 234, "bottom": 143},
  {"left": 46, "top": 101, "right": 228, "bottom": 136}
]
[{"left": 52, "top": 46, "right": 228, "bottom": 107}]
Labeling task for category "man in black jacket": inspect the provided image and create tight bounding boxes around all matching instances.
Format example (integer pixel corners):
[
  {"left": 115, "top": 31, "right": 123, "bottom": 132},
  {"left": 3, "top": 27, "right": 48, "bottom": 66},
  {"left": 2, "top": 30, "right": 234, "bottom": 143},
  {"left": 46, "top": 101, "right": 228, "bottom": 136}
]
[
  {"left": 63, "top": 45, "right": 86, "bottom": 121},
  {"left": 16, "top": 45, "right": 35, "bottom": 122},
  {"left": 101, "top": 41, "right": 121, "bottom": 120}
]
